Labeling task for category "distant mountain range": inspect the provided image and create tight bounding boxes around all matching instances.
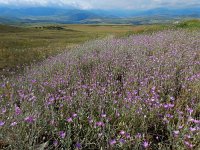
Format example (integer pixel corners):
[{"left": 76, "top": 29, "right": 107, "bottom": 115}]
[{"left": 0, "top": 6, "right": 200, "bottom": 24}]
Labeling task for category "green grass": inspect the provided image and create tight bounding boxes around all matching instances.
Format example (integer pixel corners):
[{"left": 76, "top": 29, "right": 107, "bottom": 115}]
[
  {"left": 0, "top": 24, "right": 161, "bottom": 75},
  {"left": 0, "top": 19, "right": 199, "bottom": 76},
  {"left": 175, "top": 19, "right": 200, "bottom": 28},
  {"left": 0, "top": 25, "right": 101, "bottom": 75}
]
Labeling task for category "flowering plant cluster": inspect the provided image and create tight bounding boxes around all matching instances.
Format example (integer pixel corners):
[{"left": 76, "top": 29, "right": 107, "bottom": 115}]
[{"left": 0, "top": 29, "right": 200, "bottom": 149}]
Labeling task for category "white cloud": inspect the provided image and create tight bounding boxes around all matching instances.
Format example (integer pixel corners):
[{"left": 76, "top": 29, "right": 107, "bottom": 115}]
[{"left": 0, "top": 0, "right": 199, "bottom": 9}]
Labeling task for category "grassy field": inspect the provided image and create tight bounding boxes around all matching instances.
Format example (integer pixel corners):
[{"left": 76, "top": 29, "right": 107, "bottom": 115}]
[
  {"left": 0, "top": 19, "right": 199, "bottom": 149},
  {"left": 0, "top": 24, "right": 99, "bottom": 74},
  {"left": 0, "top": 28, "right": 199, "bottom": 149},
  {"left": 0, "top": 19, "right": 200, "bottom": 76},
  {"left": 0, "top": 23, "right": 169, "bottom": 75}
]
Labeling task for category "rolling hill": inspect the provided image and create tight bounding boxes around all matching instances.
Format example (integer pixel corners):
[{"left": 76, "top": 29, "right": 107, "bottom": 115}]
[{"left": 0, "top": 6, "right": 200, "bottom": 24}]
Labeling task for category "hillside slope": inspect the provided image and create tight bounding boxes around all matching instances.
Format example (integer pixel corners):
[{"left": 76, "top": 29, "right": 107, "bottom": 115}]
[
  {"left": 0, "top": 6, "right": 200, "bottom": 24},
  {"left": 1, "top": 29, "right": 200, "bottom": 149}
]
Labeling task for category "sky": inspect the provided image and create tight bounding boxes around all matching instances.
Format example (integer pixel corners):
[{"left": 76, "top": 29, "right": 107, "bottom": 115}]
[{"left": 0, "top": 0, "right": 200, "bottom": 10}]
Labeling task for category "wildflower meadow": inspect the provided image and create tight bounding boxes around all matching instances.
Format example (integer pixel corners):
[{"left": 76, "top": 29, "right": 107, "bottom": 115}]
[{"left": 0, "top": 29, "right": 200, "bottom": 149}]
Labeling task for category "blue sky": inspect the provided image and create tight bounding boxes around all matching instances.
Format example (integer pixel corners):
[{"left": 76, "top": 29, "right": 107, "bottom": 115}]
[{"left": 0, "top": 0, "right": 199, "bottom": 9}]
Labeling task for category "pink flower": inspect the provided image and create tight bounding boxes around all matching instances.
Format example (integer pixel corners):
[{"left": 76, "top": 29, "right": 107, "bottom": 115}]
[
  {"left": 67, "top": 117, "right": 73, "bottom": 123},
  {"left": 190, "top": 119, "right": 200, "bottom": 124},
  {"left": 178, "top": 125, "right": 183, "bottom": 129},
  {"left": 96, "top": 121, "right": 105, "bottom": 127},
  {"left": 189, "top": 127, "right": 196, "bottom": 132},
  {"left": 10, "top": 122, "right": 17, "bottom": 126},
  {"left": 143, "top": 141, "right": 149, "bottom": 149},
  {"left": 173, "top": 130, "right": 180, "bottom": 135},
  {"left": 188, "top": 117, "right": 194, "bottom": 122},
  {"left": 101, "top": 114, "right": 106, "bottom": 118},
  {"left": 120, "top": 130, "right": 126, "bottom": 135},
  {"left": 184, "top": 141, "right": 193, "bottom": 148},
  {"left": 185, "top": 134, "right": 191, "bottom": 139},
  {"left": 109, "top": 139, "right": 116, "bottom": 146},
  {"left": 184, "top": 141, "right": 190, "bottom": 145},
  {"left": 72, "top": 113, "right": 77, "bottom": 118},
  {"left": 173, "top": 130, "right": 180, "bottom": 137}
]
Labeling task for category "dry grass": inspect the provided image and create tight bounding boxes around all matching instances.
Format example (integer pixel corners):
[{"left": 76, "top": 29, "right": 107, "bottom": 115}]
[{"left": 1, "top": 20, "right": 199, "bottom": 76}]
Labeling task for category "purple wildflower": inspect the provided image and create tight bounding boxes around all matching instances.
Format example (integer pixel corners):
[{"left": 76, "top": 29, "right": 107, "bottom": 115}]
[
  {"left": 59, "top": 131, "right": 66, "bottom": 139},
  {"left": 173, "top": 130, "right": 180, "bottom": 135},
  {"left": 170, "top": 96, "right": 175, "bottom": 101},
  {"left": 88, "top": 118, "right": 93, "bottom": 124},
  {"left": 173, "top": 130, "right": 180, "bottom": 137},
  {"left": 109, "top": 139, "right": 116, "bottom": 146},
  {"left": 185, "top": 134, "right": 191, "bottom": 139},
  {"left": 193, "top": 119, "right": 200, "bottom": 124},
  {"left": 31, "top": 79, "right": 37, "bottom": 83},
  {"left": 72, "top": 113, "right": 78, "bottom": 118},
  {"left": 189, "top": 127, "right": 196, "bottom": 132},
  {"left": 15, "top": 105, "right": 22, "bottom": 116},
  {"left": 1, "top": 108, "right": 6, "bottom": 114},
  {"left": 0, "top": 121, "right": 5, "bottom": 126},
  {"left": 24, "top": 116, "right": 35, "bottom": 123},
  {"left": 101, "top": 113, "right": 106, "bottom": 118},
  {"left": 75, "top": 142, "right": 82, "bottom": 149},
  {"left": 178, "top": 125, "right": 183, "bottom": 129},
  {"left": 119, "top": 138, "right": 126, "bottom": 144},
  {"left": 188, "top": 117, "right": 194, "bottom": 122},
  {"left": 187, "top": 108, "right": 193, "bottom": 115},
  {"left": 67, "top": 117, "right": 73, "bottom": 123},
  {"left": 135, "top": 133, "right": 142, "bottom": 139},
  {"left": 120, "top": 130, "right": 126, "bottom": 135},
  {"left": 53, "top": 140, "right": 58, "bottom": 147},
  {"left": 10, "top": 122, "right": 17, "bottom": 126},
  {"left": 184, "top": 141, "right": 193, "bottom": 148},
  {"left": 125, "top": 133, "right": 131, "bottom": 139},
  {"left": 96, "top": 121, "right": 105, "bottom": 127},
  {"left": 143, "top": 141, "right": 149, "bottom": 149}
]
